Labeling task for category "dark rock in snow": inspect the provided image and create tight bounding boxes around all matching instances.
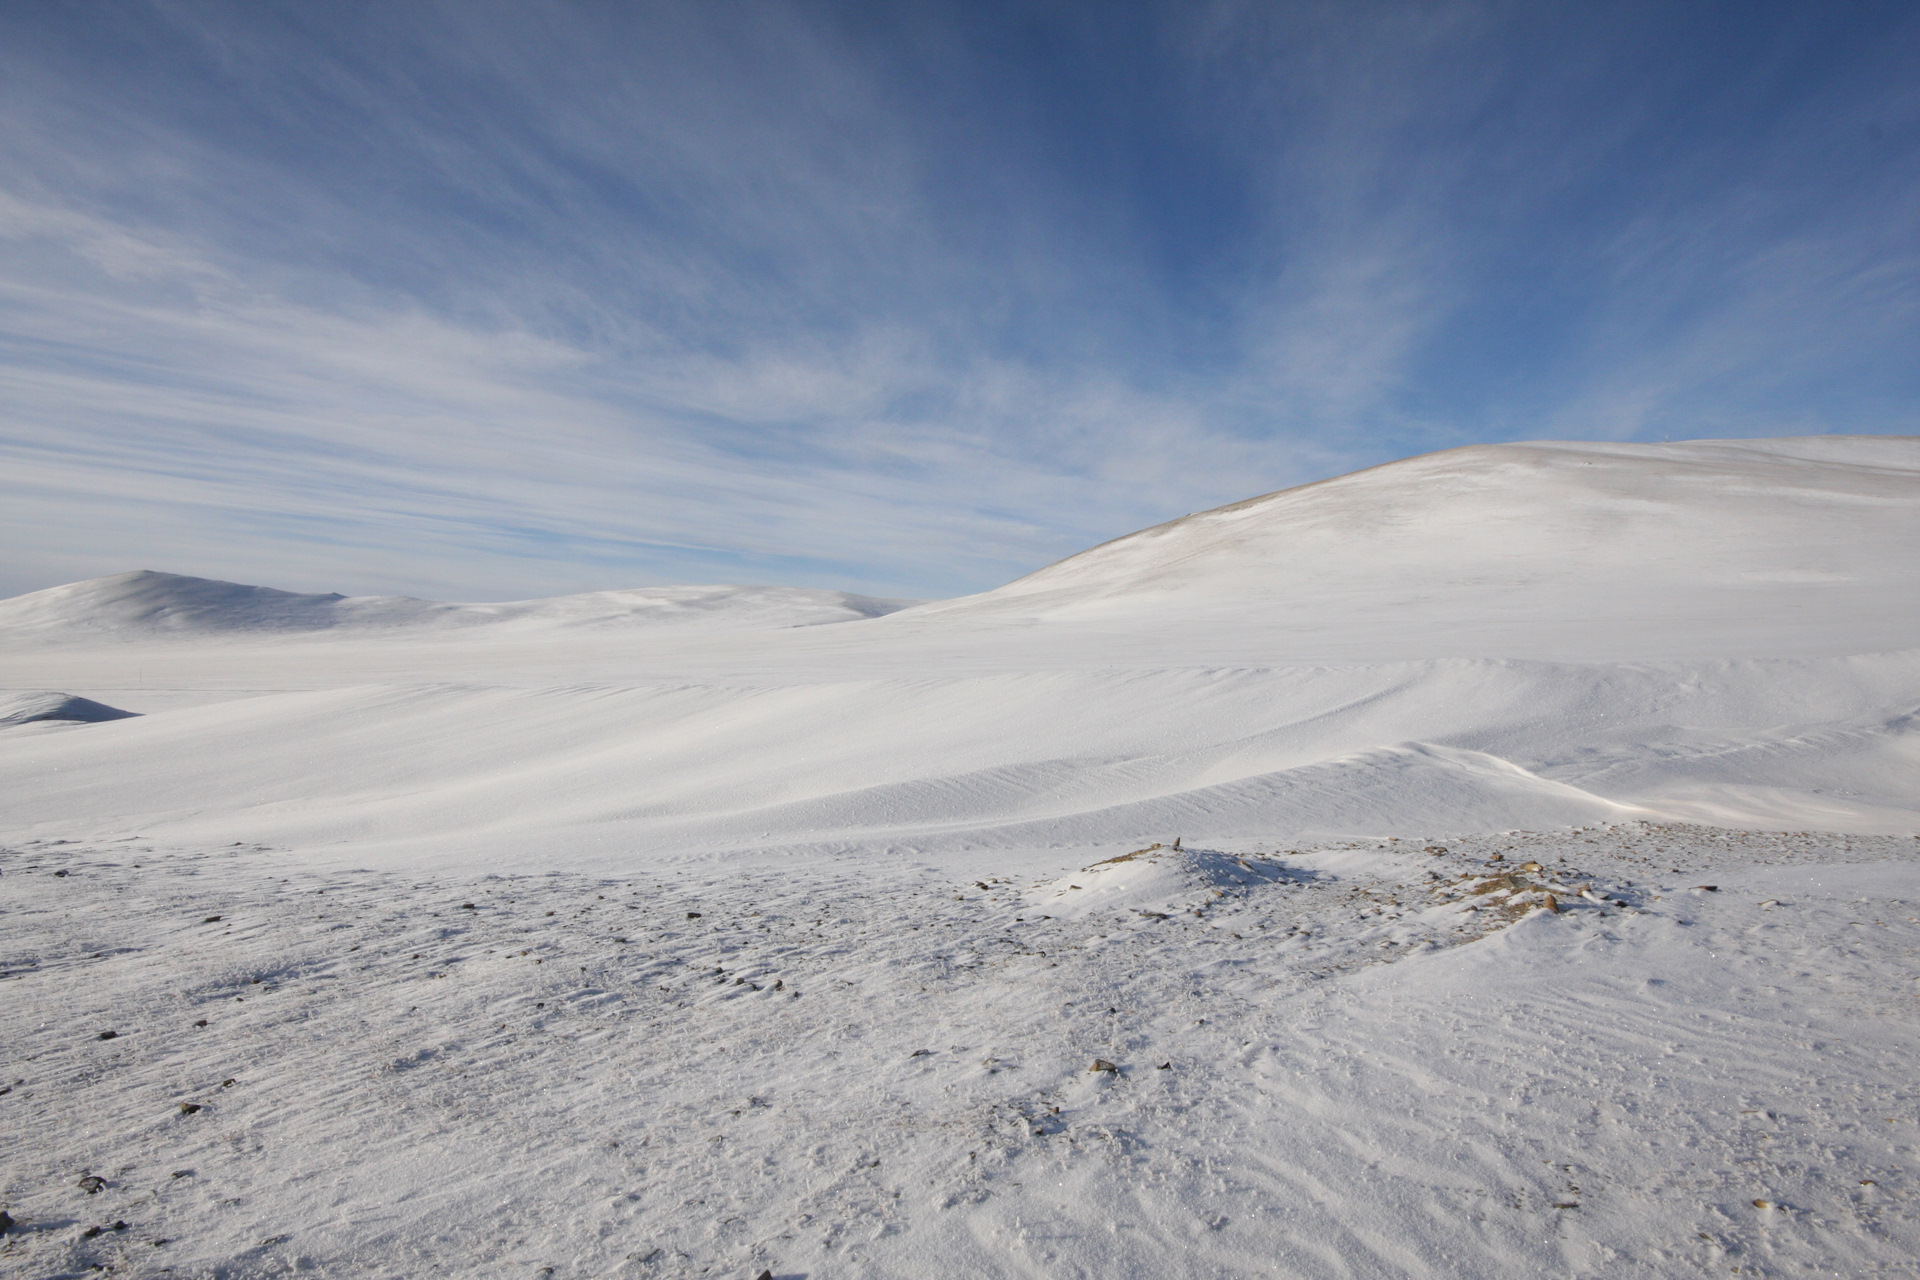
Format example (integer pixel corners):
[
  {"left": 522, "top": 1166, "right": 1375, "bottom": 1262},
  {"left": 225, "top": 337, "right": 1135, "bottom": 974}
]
[
  {"left": 78, "top": 1174, "right": 106, "bottom": 1194},
  {"left": 1089, "top": 1059, "right": 1118, "bottom": 1073}
]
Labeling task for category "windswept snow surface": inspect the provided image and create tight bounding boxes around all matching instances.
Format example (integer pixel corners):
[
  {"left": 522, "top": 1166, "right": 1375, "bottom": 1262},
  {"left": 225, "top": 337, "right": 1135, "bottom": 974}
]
[
  {"left": 2, "top": 437, "right": 1918, "bottom": 1276},
  {"left": 4, "top": 829, "right": 1918, "bottom": 1279}
]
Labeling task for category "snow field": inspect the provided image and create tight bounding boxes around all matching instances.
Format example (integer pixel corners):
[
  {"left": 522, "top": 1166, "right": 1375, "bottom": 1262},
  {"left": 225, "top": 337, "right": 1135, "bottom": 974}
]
[
  {"left": 4, "top": 823, "right": 1917, "bottom": 1279},
  {"left": 4, "top": 437, "right": 1919, "bottom": 1276},
  {"left": 3, "top": 650, "right": 1918, "bottom": 867}
]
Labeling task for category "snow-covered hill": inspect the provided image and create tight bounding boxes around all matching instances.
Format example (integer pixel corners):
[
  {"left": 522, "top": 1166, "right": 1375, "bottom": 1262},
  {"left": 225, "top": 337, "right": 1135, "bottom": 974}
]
[
  {"left": 0, "top": 570, "right": 911, "bottom": 638},
  {"left": 908, "top": 435, "right": 1920, "bottom": 659}
]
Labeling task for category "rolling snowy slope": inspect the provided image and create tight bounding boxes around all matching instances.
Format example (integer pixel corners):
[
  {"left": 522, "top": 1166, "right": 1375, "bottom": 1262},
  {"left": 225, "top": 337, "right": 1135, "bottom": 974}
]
[{"left": 0, "top": 437, "right": 1915, "bottom": 859}]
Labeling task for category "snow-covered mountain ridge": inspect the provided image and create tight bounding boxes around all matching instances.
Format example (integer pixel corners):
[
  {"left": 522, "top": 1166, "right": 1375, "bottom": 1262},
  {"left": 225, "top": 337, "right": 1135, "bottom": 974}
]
[{"left": 0, "top": 569, "right": 912, "bottom": 637}]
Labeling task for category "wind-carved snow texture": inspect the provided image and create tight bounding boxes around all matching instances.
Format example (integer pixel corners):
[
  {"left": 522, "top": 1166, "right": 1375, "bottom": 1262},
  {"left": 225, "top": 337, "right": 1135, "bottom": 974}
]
[{"left": 2, "top": 825, "right": 1917, "bottom": 1279}]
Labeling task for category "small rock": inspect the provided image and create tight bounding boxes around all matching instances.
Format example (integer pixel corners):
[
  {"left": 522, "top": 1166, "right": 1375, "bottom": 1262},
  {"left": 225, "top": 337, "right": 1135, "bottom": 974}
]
[
  {"left": 1487, "top": 853, "right": 1504, "bottom": 862},
  {"left": 178, "top": 1102, "right": 202, "bottom": 1115},
  {"left": 1753, "top": 1198, "right": 1774, "bottom": 1209},
  {"left": 193, "top": 1019, "right": 208, "bottom": 1027},
  {"left": 1089, "top": 1059, "right": 1118, "bottom": 1074},
  {"left": 687, "top": 911, "right": 702, "bottom": 919},
  {"left": 171, "top": 1170, "right": 193, "bottom": 1178},
  {"left": 0, "top": 1209, "right": 14, "bottom": 1233},
  {"left": 460, "top": 903, "right": 476, "bottom": 910},
  {"left": 1694, "top": 885, "right": 1719, "bottom": 892},
  {"left": 756, "top": 1271, "right": 774, "bottom": 1280},
  {"left": 910, "top": 1048, "right": 932, "bottom": 1057},
  {"left": 97, "top": 1030, "right": 118, "bottom": 1041},
  {"left": 1157, "top": 1061, "right": 1172, "bottom": 1070},
  {"left": 203, "top": 915, "right": 221, "bottom": 923},
  {"left": 78, "top": 1175, "right": 106, "bottom": 1194},
  {"left": 1542, "top": 894, "right": 1560, "bottom": 914},
  {"left": 221, "top": 1078, "right": 236, "bottom": 1087},
  {"left": 83, "top": 1224, "right": 103, "bottom": 1239}
]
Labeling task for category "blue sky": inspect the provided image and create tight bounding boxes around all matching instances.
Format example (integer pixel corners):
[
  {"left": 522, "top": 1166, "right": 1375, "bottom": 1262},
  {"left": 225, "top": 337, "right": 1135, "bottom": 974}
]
[{"left": 2, "top": 0, "right": 1915, "bottom": 601}]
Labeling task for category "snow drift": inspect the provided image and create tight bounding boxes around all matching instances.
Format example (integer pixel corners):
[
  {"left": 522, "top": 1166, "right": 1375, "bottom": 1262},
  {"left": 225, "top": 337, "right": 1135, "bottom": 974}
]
[{"left": 0, "top": 690, "right": 136, "bottom": 727}]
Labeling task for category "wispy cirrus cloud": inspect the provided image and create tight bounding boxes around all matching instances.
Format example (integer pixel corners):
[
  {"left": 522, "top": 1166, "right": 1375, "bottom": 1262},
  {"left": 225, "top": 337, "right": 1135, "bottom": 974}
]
[{"left": 1, "top": 1, "right": 1914, "bottom": 600}]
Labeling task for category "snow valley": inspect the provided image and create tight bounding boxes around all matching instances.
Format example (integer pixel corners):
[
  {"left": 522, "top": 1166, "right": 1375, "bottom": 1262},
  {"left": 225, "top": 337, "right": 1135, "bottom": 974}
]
[{"left": 3, "top": 436, "right": 1918, "bottom": 1278}]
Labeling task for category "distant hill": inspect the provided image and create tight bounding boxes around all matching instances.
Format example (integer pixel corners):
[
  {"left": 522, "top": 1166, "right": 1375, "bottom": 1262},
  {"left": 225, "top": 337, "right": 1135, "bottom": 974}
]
[{"left": 0, "top": 570, "right": 914, "bottom": 638}]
